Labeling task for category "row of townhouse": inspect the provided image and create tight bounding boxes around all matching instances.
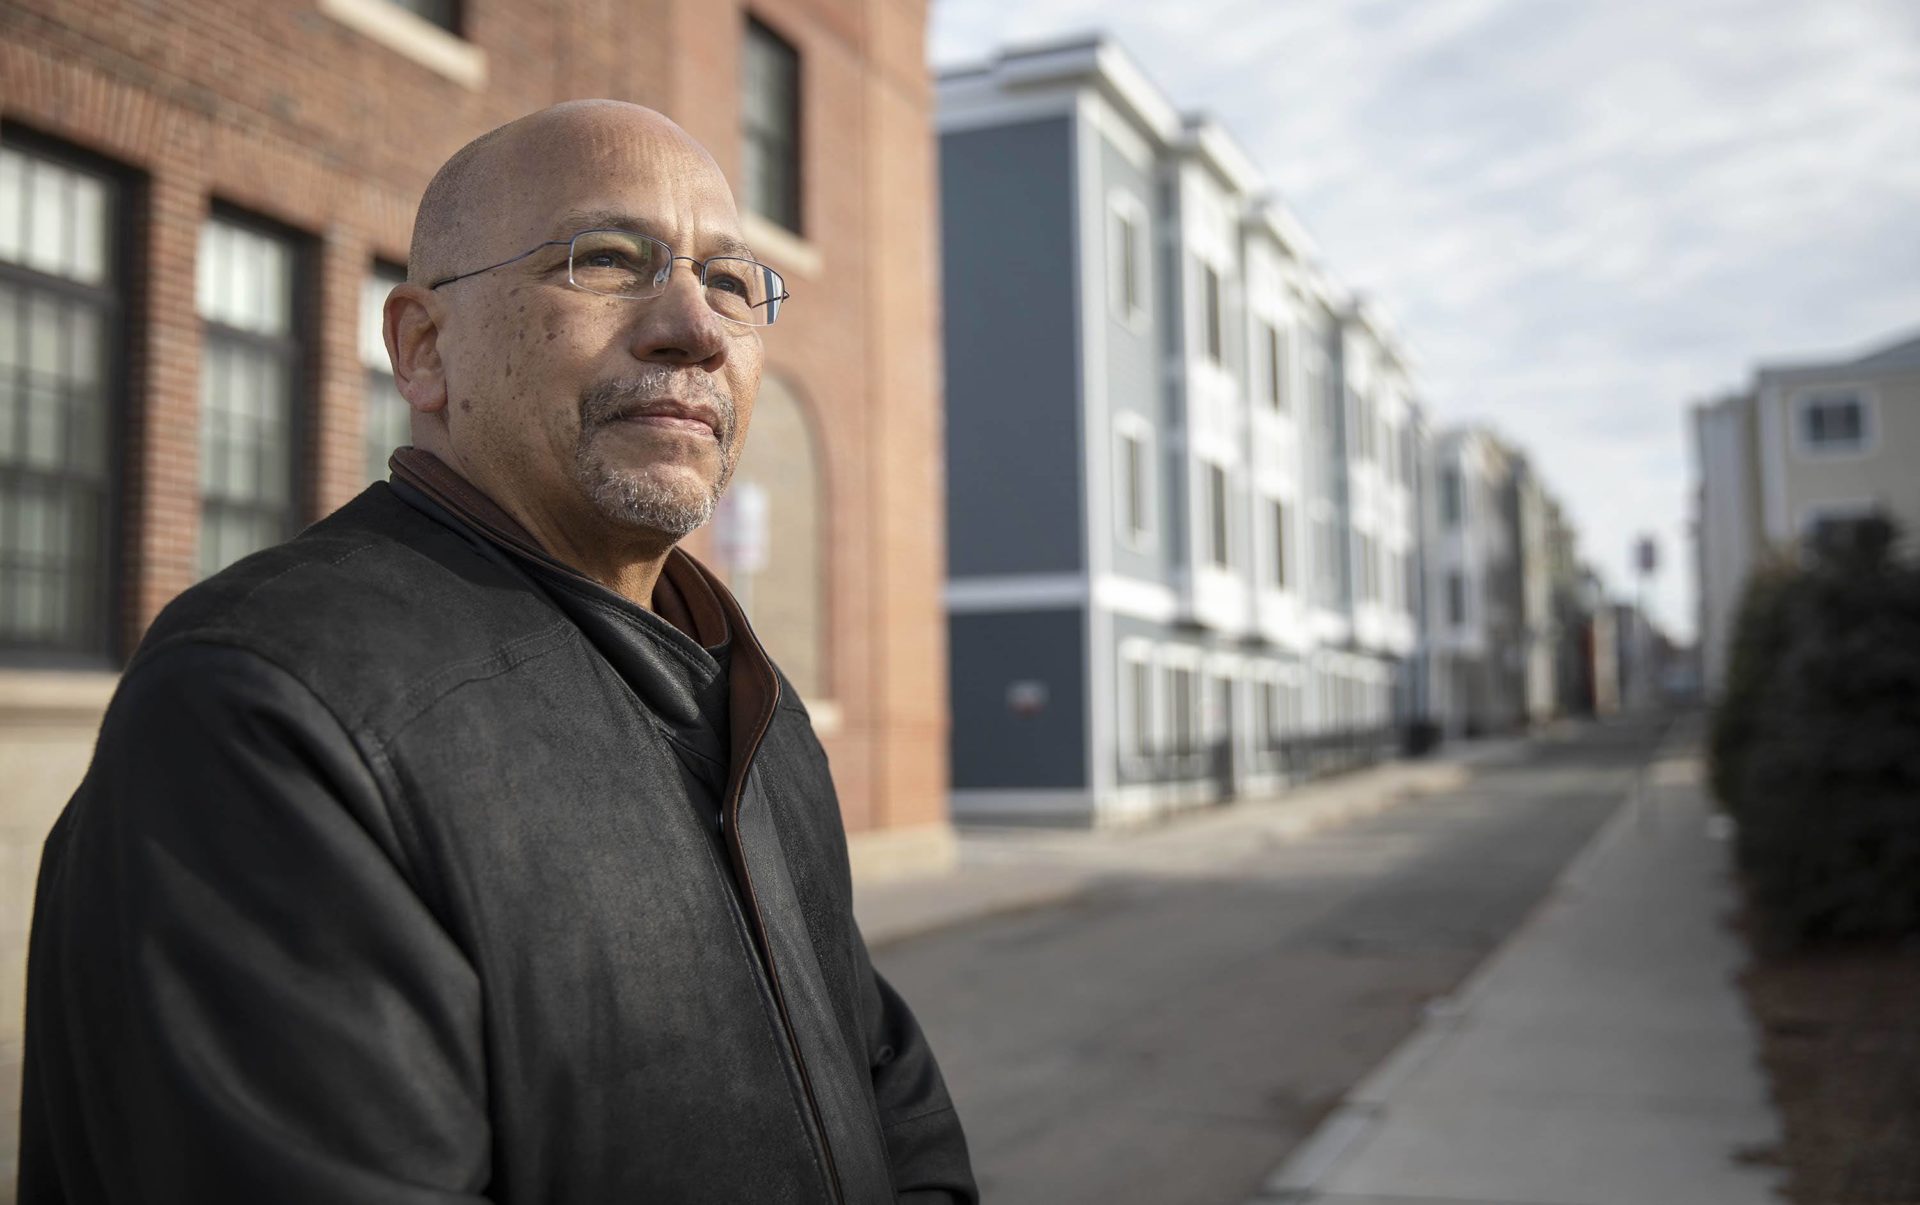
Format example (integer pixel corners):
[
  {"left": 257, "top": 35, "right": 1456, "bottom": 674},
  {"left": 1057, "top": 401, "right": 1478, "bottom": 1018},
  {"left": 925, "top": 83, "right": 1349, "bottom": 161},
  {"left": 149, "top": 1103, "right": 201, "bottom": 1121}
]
[
  {"left": 1694, "top": 329, "right": 1920, "bottom": 696},
  {"left": 932, "top": 37, "right": 1605, "bottom": 827},
  {"left": 936, "top": 38, "right": 1429, "bottom": 827}
]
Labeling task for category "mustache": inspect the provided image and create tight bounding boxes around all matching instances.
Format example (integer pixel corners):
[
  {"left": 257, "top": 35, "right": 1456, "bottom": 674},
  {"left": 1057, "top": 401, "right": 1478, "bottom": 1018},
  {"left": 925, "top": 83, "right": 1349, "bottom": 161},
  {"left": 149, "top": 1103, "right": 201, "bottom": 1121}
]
[{"left": 580, "top": 372, "right": 737, "bottom": 447}]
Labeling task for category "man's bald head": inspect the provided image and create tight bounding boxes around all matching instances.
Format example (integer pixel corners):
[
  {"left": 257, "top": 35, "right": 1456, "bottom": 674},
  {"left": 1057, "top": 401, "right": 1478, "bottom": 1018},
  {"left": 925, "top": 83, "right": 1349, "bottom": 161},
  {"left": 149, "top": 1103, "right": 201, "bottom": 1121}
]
[
  {"left": 383, "top": 99, "right": 764, "bottom": 598},
  {"left": 407, "top": 101, "right": 719, "bottom": 288}
]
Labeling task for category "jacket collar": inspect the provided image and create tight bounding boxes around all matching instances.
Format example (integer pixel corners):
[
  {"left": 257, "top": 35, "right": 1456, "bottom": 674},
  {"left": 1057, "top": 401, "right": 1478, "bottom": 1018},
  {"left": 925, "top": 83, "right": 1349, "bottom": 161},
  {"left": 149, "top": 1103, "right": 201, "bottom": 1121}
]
[
  {"left": 389, "top": 446, "right": 732, "bottom": 648},
  {"left": 386, "top": 447, "right": 782, "bottom": 773}
]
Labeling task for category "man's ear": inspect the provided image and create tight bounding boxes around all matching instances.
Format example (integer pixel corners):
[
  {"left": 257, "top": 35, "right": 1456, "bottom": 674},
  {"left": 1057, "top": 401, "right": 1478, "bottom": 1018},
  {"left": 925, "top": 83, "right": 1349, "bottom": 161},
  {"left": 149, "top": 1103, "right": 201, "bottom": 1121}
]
[{"left": 385, "top": 284, "right": 449, "bottom": 414}]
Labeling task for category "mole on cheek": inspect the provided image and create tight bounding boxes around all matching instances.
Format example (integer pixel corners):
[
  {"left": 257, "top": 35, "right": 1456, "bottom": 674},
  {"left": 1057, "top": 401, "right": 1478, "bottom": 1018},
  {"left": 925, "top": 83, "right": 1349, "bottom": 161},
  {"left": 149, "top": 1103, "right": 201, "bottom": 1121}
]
[{"left": 460, "top": 399, "right": 473, "bottom": 413}]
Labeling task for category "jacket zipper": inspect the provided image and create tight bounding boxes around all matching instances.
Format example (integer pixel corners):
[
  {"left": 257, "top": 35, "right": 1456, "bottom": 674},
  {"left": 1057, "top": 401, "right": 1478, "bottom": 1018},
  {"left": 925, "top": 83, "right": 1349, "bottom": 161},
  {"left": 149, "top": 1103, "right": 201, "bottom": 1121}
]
[{"left": 719, "top": 678, "right": 848, "bottom": 1205}]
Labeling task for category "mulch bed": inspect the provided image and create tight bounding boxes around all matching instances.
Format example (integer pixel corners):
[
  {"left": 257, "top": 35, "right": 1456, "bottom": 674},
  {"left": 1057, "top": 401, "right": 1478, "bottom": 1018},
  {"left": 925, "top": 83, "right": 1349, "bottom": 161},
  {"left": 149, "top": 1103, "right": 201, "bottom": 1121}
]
[{"left": 1739, "top": 916, "right": 1920, "bottom": 1204}]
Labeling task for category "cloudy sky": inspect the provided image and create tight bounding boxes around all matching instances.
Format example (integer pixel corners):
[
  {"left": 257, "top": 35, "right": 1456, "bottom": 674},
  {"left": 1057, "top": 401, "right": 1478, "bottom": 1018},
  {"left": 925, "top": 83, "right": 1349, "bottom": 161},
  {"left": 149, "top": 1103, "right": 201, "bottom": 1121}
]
[{"left": 931, "top": 0, "right": 1920, "bottom": 639}]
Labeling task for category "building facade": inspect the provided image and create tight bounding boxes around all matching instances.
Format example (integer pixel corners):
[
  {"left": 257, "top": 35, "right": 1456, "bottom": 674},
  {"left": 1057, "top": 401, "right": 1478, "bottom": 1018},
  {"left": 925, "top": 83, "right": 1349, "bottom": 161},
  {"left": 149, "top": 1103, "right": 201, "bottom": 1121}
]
[
  {"left": 1, "top": 0, "right": 954, "bottom": 1177},
  {"left": 1694, "top": 329, "right": 1920, "bottom": 695},
  {"left": 939, "top": 38, "right": 1422, "bottom": 827}
]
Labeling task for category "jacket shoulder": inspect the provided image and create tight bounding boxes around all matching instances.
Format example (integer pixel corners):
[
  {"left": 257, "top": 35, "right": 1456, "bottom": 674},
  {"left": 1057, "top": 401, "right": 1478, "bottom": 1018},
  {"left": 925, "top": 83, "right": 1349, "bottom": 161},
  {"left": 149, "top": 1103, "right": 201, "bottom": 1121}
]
[{"left": 135, "top": 484, "right": 580, "bottom": 737}]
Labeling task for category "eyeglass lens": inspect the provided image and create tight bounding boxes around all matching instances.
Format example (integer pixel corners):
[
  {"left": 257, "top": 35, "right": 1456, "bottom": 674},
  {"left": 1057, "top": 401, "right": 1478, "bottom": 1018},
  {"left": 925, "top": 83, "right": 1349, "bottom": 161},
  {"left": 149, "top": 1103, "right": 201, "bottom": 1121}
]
[{"left": 568, "top": 230, "right": 783, "bottom": 326}]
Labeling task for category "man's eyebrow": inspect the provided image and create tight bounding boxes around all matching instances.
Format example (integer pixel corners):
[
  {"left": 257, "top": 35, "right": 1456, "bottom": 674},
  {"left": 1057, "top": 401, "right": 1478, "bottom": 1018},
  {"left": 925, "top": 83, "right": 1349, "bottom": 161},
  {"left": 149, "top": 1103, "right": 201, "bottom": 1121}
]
[{"left": 551, "top": 209, "right": 758, "bottom": 260}]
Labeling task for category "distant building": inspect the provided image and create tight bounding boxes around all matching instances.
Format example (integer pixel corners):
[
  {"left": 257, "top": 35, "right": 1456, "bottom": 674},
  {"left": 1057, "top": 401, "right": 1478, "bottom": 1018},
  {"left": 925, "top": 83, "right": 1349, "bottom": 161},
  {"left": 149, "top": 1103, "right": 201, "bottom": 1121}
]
[
  {"left": 938, "top": 37, "right": 1422, "bottom": 826},
  {"left": 1423, "top": 427, "right": 1522, "bottom": 736},
  {"left": 1693, "top": 329, "right": 1920, "bottom": 695}
]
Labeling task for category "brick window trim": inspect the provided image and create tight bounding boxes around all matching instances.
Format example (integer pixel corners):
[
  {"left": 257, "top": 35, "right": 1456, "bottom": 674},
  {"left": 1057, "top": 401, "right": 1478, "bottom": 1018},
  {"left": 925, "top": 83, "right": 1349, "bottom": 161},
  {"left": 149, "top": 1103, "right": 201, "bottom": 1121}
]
[{"left": 318, "top": 0, "right": 487, "bottom": 89}]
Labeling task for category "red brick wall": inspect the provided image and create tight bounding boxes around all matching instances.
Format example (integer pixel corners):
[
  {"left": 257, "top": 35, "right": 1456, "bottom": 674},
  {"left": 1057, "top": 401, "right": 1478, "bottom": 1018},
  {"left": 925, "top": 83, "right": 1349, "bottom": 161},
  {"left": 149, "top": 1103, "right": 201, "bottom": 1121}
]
[{"left": 0, "top": 0, "right": 949, "bottom": 837}]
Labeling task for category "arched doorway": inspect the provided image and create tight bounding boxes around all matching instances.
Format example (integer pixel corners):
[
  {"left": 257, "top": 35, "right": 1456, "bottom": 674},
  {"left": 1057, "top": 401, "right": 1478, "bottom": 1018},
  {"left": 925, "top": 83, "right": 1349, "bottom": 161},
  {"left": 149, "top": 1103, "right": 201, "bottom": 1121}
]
[{"left": 717, "top": 373, "right": 828, "bottom": 703}]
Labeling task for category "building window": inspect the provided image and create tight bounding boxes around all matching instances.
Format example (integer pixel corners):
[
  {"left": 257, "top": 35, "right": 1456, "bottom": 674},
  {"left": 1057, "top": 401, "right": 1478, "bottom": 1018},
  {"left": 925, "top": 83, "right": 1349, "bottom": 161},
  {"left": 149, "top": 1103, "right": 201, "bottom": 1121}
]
[
  {"left": 1447, "top": 571, "right": 1465, "bottom": 626},
  {"left": 1263, "top": 322, "right": 1286, "bottom": 411},
  {"left": 1201, "top": 263, "right": 1222, "bottom": 365},
  {"left": 1440, "top": 465, "right": 1463, "bottom": 527},
  {"left": 197, "top": 215, "right": 301, "bottom": 580},
  {"left": 1122, "top": 650, "right": 1154, "bottom": 758},
  {"left": 362, "top": 265, "right": 409, "bottom": 482},
  {"left": 1115, "top": 422, "right": 1152, "bottom": 547},
  {"left": 1313, "top": 513, "right": 1339, "bottom": 606},
  {"left": 742, "top": 17, "right": 802, "bottom": 233},
  {"left": 1110, "top": 202, "right": 1145, "bottom": 320},
  {"left": 1205, "top": 462, "right": 1229, "bottom": 568},
  {"left": 1268, "top": 497, "right": 1288, "bottom": 589},
  {"left": 384, "top": 0, "right": 457, "bottom": 30},
  {"left": 0, "top": 141, "right": 120, "bottom": 660},
  {"left": 1796, "top": 392, "right": 1869, "bottom": 454},
  {"left": 1167, "top": 664, "right": 1197, "bottom": 756}
]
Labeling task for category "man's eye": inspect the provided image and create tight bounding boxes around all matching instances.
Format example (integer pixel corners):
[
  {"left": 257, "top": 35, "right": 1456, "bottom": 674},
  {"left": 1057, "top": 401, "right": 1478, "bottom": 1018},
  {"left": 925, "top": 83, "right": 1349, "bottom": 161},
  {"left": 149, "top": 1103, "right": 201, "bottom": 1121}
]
[{"left": 707, "top": 271, "right": 748, "bottom": 296}]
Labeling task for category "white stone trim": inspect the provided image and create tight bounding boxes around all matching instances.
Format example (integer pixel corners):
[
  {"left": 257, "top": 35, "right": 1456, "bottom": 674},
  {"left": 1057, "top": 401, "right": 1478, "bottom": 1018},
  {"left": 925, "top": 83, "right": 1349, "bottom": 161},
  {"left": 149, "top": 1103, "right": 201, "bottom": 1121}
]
[
  {"left": 318, "top": 0, "right": 486, "bottom": 89},
  {"left": 741, "top": 211, "right": 823, "bottom": 281},
  {"left": 1093, "top": 574, "right": 1179, "bottom": 622},
  {"left": 945, "top": 574, "right": 1085, "bottom": 611}
]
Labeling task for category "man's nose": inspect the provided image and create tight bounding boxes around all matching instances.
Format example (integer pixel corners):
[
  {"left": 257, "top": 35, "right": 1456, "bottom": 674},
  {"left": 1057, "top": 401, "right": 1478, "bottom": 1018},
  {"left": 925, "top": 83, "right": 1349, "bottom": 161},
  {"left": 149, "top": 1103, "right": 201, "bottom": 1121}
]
[{"left": 630, "top": 263, "right": 729, "bottom": 367}]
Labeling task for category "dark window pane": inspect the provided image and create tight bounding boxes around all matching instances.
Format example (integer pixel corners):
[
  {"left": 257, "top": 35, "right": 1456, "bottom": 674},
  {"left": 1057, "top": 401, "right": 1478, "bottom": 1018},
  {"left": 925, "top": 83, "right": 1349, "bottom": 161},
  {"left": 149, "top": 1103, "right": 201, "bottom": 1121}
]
[
  {"left": 198, "top": 217, "right": 300, "bottom": 579},
  {"left": 743, "top": 19, "right": 802, "bottom": 232},
  {"left": 0, "top": 140, "right": 119, "bottom": 660}
]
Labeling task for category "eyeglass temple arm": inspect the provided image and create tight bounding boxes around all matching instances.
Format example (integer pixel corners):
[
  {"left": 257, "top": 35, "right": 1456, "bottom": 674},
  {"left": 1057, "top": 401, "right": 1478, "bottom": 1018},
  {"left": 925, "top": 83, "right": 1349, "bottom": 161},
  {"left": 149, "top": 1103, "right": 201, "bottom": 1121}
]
[{"left": 427, "top": 240, "right": 572, "bottom": 290}]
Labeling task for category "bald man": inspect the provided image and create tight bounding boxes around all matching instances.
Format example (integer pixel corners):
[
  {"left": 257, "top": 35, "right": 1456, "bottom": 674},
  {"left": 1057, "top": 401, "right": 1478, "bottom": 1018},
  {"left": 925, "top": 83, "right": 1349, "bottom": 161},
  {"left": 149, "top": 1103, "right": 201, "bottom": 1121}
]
[{"left": 18, "top": 102, "right": 976, "bottom": 1205}]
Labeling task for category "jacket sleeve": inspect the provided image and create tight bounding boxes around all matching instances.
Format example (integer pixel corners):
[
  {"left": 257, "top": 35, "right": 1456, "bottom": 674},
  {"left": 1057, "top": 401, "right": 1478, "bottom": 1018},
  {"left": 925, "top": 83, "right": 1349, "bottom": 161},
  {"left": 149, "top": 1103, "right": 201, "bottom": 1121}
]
[
  {"left": 855, "top": 938, "right": 978, "bottom": 1204},
  {"left": 18, "top": 642, "right": 493, "bottom": 1204}
]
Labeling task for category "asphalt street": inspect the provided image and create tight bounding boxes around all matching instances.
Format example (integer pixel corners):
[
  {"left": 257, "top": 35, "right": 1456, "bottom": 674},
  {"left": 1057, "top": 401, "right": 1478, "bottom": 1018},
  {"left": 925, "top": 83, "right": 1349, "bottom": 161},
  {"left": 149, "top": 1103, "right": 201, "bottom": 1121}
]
[{"left": 873, "top": 717, "right": 1668, "bottom": 1205}]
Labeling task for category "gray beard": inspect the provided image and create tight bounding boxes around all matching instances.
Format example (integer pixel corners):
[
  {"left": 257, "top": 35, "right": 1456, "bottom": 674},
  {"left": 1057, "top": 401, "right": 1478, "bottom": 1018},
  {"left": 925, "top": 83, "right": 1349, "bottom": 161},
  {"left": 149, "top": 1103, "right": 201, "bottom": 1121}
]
[{"left": 571, "top": 373, "right": 740, "bottom": 538}]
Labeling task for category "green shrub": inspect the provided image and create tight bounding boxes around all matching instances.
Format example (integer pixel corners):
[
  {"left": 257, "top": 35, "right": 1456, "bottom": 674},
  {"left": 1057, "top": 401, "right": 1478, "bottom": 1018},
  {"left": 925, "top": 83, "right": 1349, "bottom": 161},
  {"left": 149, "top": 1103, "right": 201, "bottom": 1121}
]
[
  {"left": 1708, "top": 554, "right": 1798, "bottom": 817},
  {"left": 1726, "top": 518, "right": 1920, "bottom": 943}
]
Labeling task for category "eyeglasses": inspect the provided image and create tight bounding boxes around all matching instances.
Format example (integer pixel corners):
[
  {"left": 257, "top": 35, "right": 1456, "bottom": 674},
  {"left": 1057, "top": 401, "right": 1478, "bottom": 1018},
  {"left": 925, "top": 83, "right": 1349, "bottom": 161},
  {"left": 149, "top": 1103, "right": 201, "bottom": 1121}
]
[{"left": 428, "top": 228, "right": 789, "bottom": 327}]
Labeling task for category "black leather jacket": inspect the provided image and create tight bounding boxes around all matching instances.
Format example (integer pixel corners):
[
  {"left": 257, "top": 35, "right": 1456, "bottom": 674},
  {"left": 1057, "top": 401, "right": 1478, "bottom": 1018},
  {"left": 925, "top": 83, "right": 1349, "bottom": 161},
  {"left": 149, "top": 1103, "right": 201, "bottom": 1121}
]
[{"left": 18, "top": 455, "right": 976, "bottom": 1204}]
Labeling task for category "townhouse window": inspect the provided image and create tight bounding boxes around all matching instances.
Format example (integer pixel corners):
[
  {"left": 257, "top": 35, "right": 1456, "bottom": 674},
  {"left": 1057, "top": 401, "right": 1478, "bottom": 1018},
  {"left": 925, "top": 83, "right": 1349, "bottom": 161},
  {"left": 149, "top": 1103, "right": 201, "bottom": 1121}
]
[
  {"left": 1167, "top": 664, "right": 1197, "bottom": 755},
  {"left": 742, "top": 17, "right": 802, "bottom": 233},
  {"left": 1440, "top": 465, "right": 1463, "bottom": 527},
  {"left": 1268, "top": 497, "right": 1288, "bottom": 589},
  {"left": 1123, "top": 652, "right": 1154, "bottom": 757},
  {"left": 1201, "top": 263, "right": 1222, "bottom": 365},
  {"left": 1263, "top": 321, "right": 1286, "bottom": 411},
  {"left": 1402, "top": 550, "right": 1416, "bottom": 609},
  {"left": 1116, "top": 423, "right": 1152, "bottom": 547},
  {"left": 1313, "top": 514, "right": 1339, "bottom": 606},
  {"left": 0, "top": 141, "right": 120, "bottom": 660},
  {"left": 1447, "top": 571, "right": 1465, "bottom": 626},
  {"left": 1110, "top": 202, "right": 1145, "bottom": 319},
  {"left": 362, "top": 264, "right": 409, "bottom": 482},
  {"left": 1797, "top": 393, "right": 1868, "bottom": 454},
  {"left": 1205, "top": 462, "right": 1229, "bottom": 568},
  {"left": 197, "top": 215, "right": 302, "bottom": 580},
  {"left": 1260, "top": 679, "right": 1281, "bottom": 749}
]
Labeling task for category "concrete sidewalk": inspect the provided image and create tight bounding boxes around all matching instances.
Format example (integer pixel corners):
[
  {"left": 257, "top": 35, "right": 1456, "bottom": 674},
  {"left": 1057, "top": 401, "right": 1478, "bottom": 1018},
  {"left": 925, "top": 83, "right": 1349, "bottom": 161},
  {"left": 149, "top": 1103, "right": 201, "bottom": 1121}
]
[
  {"left": 1252, "top": 724, "right": 1784, "bottom": 1205},
  {"left": 853, "top": 735, "right": 1527, "bottom": 948}
]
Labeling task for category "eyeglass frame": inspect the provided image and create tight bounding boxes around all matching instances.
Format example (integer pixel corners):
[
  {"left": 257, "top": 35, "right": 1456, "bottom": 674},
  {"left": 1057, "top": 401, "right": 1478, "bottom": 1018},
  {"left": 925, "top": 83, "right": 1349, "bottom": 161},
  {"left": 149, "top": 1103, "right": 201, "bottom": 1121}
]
[{"left": 426, "top": 228, "right": 791, "bottom": 327}]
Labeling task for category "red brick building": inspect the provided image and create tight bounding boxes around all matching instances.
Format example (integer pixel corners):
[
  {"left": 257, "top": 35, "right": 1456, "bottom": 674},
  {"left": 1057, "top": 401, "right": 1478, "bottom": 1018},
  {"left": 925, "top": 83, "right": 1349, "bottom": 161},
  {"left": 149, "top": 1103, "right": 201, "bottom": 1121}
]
[{"left": 0, "top": 0, "right": 952, "bottom": 1178}]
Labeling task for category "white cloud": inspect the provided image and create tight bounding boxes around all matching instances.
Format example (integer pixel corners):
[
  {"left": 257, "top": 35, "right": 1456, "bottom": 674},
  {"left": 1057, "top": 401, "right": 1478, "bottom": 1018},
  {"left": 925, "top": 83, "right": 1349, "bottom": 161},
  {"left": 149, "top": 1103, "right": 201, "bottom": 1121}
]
[{"left": 931, "top": 0, "right": 1920, "bottom": 639}]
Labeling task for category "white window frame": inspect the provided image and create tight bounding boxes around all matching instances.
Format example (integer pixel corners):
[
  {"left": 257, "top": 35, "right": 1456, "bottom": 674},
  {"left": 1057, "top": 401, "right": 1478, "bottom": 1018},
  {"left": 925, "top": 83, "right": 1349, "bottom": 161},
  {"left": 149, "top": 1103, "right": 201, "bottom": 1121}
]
[
  {"left": 1791, "top": 388, "right": 1878, "bottom": 459},
  {"left": 1113, "top": 412, "right": 1156, "bottom": 552},
  {"left": 1107, "top": 191, "right": 1150, "bottom": 330}
]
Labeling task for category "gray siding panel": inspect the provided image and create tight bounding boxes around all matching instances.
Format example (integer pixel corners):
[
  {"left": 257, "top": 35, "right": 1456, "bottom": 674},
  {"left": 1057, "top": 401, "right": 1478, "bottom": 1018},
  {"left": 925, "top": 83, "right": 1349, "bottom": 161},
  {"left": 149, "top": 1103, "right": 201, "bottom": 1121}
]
[
  {"left": 941, "top": 118, "right": 1084, "bottom": 577},
  {"left": 948, "top": 609, "right": 1087, "bottom": 789}
]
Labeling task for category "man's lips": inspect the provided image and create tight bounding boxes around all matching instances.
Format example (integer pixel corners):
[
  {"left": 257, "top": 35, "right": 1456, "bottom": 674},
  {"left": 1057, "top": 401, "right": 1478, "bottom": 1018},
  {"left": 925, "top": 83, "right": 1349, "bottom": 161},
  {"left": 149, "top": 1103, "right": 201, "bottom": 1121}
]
[{"left": 608, "top": 401, "right": 719, "bottom": 439}]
